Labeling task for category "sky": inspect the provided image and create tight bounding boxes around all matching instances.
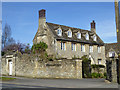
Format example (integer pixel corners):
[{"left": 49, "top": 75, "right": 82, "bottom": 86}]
[{"left": 2, "top": 2, "right": 117, "bottom": 46}]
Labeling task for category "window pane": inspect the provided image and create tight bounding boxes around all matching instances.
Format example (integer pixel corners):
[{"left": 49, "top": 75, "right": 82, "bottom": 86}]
[{"left": 61, "top": 42, "right": 62, "bottom": 50}]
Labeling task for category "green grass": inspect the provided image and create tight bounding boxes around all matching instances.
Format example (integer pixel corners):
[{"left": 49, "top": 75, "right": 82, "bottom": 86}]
[{"left": 0, "top": 77, "right": 16, "bottom": 81}]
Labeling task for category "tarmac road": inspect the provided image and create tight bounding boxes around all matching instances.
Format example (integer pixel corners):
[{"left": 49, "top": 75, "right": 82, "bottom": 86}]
[{"left": 0, "top": 76, "right": 119, "bottom": 90}]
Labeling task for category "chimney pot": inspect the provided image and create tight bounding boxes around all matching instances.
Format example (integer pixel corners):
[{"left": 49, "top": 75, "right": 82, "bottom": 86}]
[{"left": 39, "top": 9, "right": 46, "bottom": 18}]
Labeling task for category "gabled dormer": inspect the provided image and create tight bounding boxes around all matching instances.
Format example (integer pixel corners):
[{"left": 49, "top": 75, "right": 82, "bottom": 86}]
[
  {"left": 85, "top": 32, "right": 89, "bottom": 40},
  {"left": 77, "top": 31, "right": 81, "bottom": 39},
  {"left": 67, "top": 29, "right": 72, "bottom": 38},
  {"left": 57, "top": 27, "right": 62, "bottom": 36}
]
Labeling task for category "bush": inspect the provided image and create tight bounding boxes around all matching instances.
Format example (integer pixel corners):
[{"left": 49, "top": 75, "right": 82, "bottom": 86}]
[
  {"left": 31, "top": 41, "right": 48, "bottom": 54},
  {"left": 91, "top": 73, "right": 104, "bottom": 78},
  {"left": 104, "top": 72, "right": 107, "bottom": 78},
  {"left": 1, "top": 51, "right": 5, "bottom": 56}
]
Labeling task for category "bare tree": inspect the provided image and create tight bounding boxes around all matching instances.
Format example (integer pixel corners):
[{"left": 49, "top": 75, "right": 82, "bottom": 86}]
[
  {"left": 2, "top": 23, "right": 15, "bottom": 48},
  {"left": 2, "top": 42, "right": 31, "bottom": 55}
]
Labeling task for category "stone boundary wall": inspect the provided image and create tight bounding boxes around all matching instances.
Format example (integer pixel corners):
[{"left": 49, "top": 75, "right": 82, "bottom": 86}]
[
  {"left": 2, "top": 54, "right": 82, "bottom": 79},
  {"left": 106, "top": 58, "right": 118, "bottom": 83}
]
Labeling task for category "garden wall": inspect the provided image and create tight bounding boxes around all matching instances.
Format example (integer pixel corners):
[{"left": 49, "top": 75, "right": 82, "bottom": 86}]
[{"left": 2, "top": 53, "right": 82, "bottom": 79}]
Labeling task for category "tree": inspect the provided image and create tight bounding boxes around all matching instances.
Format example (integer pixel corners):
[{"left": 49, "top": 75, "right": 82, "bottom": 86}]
[
  {"left": 7, "top": 37, "right": 16, "bottom": 46},
  {"left": 2, "top": 42, "right": 26, "bottom": 54},
  {"left": 2, "top": 23, "right": 15, "bottom": 49},
  {"left": 24, "top": 43, "right": 31, "bottom": 54}
]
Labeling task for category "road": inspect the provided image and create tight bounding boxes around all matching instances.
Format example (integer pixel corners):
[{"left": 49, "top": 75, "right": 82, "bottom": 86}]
[{"left": 0, "top": 76, "right": 119, "bottom": 90}]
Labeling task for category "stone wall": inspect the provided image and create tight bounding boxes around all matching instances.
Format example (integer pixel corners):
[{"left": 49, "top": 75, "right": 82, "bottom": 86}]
[
  {"left": 106, "top": 58, "right": 118, "bottom": 83},
  {"left": 56, "top": 40, "right": 106, "bottom": 66},
  {"left": 2, "top": 54, "right": 82, "bottom": 79}
]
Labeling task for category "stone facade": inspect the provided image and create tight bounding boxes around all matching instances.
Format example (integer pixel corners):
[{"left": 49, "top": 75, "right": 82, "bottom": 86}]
[
  {"left": 106, "top": 58, "right": 118, "bottom": 83},
  {"left": 2, "top": 53, "right": 82, "bottom": 79},
  {"left": 33, "top": 9, "right": 106, "bottom": 66}
]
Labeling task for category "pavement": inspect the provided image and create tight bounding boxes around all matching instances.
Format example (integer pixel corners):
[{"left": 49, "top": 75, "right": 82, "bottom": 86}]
[{"left": 0, "top": 76, "right": 119, "bottom": 89}]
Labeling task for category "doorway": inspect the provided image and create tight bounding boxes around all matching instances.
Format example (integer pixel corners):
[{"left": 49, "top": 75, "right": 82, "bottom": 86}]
[{"left": 8, "top": 60, "right": 12, "bottom": 76}]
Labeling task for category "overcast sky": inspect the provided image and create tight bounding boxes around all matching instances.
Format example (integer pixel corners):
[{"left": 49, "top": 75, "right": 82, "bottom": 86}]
[{"left": 2, "top": 2, "right": 117, "bottom": 46}]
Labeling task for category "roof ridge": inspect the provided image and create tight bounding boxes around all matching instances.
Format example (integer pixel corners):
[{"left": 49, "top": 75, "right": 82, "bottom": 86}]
[
  {"left": 46, "top": 22, "right": 91, "bottom": 32},
  {"left": 105, "top": 43, "right": 117, "bottom": 44}
]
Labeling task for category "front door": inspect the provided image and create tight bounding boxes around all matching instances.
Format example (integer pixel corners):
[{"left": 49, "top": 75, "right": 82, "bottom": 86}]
[{"left": 9, "top": 60, "right": 12, "bottom": 76}]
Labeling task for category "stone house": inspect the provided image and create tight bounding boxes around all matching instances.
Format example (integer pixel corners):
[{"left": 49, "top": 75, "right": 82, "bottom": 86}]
[
  {"left": 33, "top": 9, "right": 106, "bottom": 66},
  {"left": 105, "top": 43, "right": 119, "bottom": 83},
  {"left": 105, "top": 43, "right": 119, "bottom": 59}
]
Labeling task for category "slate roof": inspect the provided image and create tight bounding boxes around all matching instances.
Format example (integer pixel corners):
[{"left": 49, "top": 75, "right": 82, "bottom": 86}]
[
  {"left": 46, "top": 22, "right": 104, "bottom": 46},
  {"left": 105, "top": 43, "right": 119, "bottom": 55}
]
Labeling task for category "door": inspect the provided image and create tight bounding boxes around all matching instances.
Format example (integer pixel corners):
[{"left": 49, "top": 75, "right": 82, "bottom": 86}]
[{"left": 9, "top": 60, "right": 12, "bottom": 75}]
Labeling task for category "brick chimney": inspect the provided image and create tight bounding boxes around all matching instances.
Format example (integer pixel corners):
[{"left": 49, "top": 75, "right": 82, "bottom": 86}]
[
  {"left": 39, "top": 9, "right": 46, "bottom": 27},
  {"left": 90, "top": 20, "right": 96, "bottom": 33}
]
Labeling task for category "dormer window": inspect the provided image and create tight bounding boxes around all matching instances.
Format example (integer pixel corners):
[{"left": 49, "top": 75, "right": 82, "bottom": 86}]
[
  {"left": 77, "top": 32, "right": 81, "bottom": 39},
  {"left": 93, "top": 35, "right": 97, "bottom": 41},
  {"left": 68, "top": 30, "right": 72, "bottom": 37},
  {"left": 109, "top": 51, "right": 115, "bottom": 58},
  {"left": 57, "top": 29, "right": 62, "bottom": 36},
  {"left": 86, "top": 33, "right": 89, "bottom": 40}
]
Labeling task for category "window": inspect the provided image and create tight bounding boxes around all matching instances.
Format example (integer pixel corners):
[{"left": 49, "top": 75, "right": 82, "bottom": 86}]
[
  {"left": 77, "top": 33, "right": 81, "bottom": 39},
  {"left": 98, "top": 46, "right": 101, "bottom": 53},
  {"left": 89, "top": 46, "right": 93, "bottom": 52},
  {"left": 98, "top": 59, "right": 102, "bottom": 64},
  {"left": 61, "top": 42, "right": 66, "bottom": 50},
  {"left": 93, "top": 35, "right": 97, "bottom": 41},
  {"left": 68, "top": 31, "right": 72, "bottom": 37},
  {"left": 71, "top": 43, "right": 76, "bottom": 51},
  {"left": 81, "top": 44, "right": 85, "bottom": 52},
  {"left": 57, "top": 29, "right": 62, "bottom": 36},
  {"left": 109, "top": 51, "right": 115, "bottom": 57},
  {"left": 86, "top": 33, "right": 89, "bottom": 40}
]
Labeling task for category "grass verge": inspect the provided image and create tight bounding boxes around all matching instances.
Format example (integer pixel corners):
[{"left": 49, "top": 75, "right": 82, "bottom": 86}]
[{"left": 0, "top": 77, "right": 16, "bottom": 81}]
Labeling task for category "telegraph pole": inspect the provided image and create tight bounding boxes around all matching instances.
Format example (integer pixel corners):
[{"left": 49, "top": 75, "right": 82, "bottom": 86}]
[{"left": 115, "top": 0, "right": 120, "bottom": 83}]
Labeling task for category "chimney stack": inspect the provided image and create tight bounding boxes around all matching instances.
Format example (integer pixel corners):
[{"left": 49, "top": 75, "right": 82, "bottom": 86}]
[
  {"left": 39, "top": 9, "right": 46, "bottom": 27},
  {"left": 91, "top": 20, "right": 96, "bottom": 33}
]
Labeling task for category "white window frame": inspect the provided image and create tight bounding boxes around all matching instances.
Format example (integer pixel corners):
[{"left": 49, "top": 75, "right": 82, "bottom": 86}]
[
  {"left": 68, "top": 31, "right": 72, "bottom": 37},
  {"left": 109, "top": 51, "right": 115, "bottom": 57},
  {"left": 98, "top": 46, "right": 101, "bottom": 53},
  {"left": 86, "top": 33, "right": 89, "bottom": 40},
  {"left": 89, "top": 46, "right": 93, "bottom": 53},
  {"left": 71, "top": 43, "right": 76, "bottom": 51},
  {"left": 93, "top": 35, "right": 97, "bottom": 41},
  {"left": 57, "top": 29, "right": 62, "bottom": 36},
  {"left": 77, "top": 32, "right": 81, "bottom": 39},
  {"left": 61, "top": 42, "right": 66, "bottom": 50},
  {"left": 81, "top": 44, "right": 85, "bottom": 52},
  {"left": 98, "top": 59, "right": 102, "bottom": 64}
]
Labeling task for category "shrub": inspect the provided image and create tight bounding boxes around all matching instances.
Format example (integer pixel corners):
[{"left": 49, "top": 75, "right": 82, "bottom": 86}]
[
  {"left": 91, "top": 73, "right": 99, "bottom": 78},
  {"left": 91, "top": 64, "right": 105, "bottom": 74},
  {"left": 104, "top": 72, "right": 107, "bottom": 78},
  {"left": 31, "top": 41, "right": 48, "bottom": 54},
  {"left": 1, "top": 51, "right": 5, "bottom": 56},
  {"left": 91, "top": 73, "right": 104, "bottom": 78}
]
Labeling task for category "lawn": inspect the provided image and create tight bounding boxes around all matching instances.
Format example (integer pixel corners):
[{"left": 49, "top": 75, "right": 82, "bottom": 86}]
[{"left": 0, "top": 77, "right": 16, "bottom": 81}]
